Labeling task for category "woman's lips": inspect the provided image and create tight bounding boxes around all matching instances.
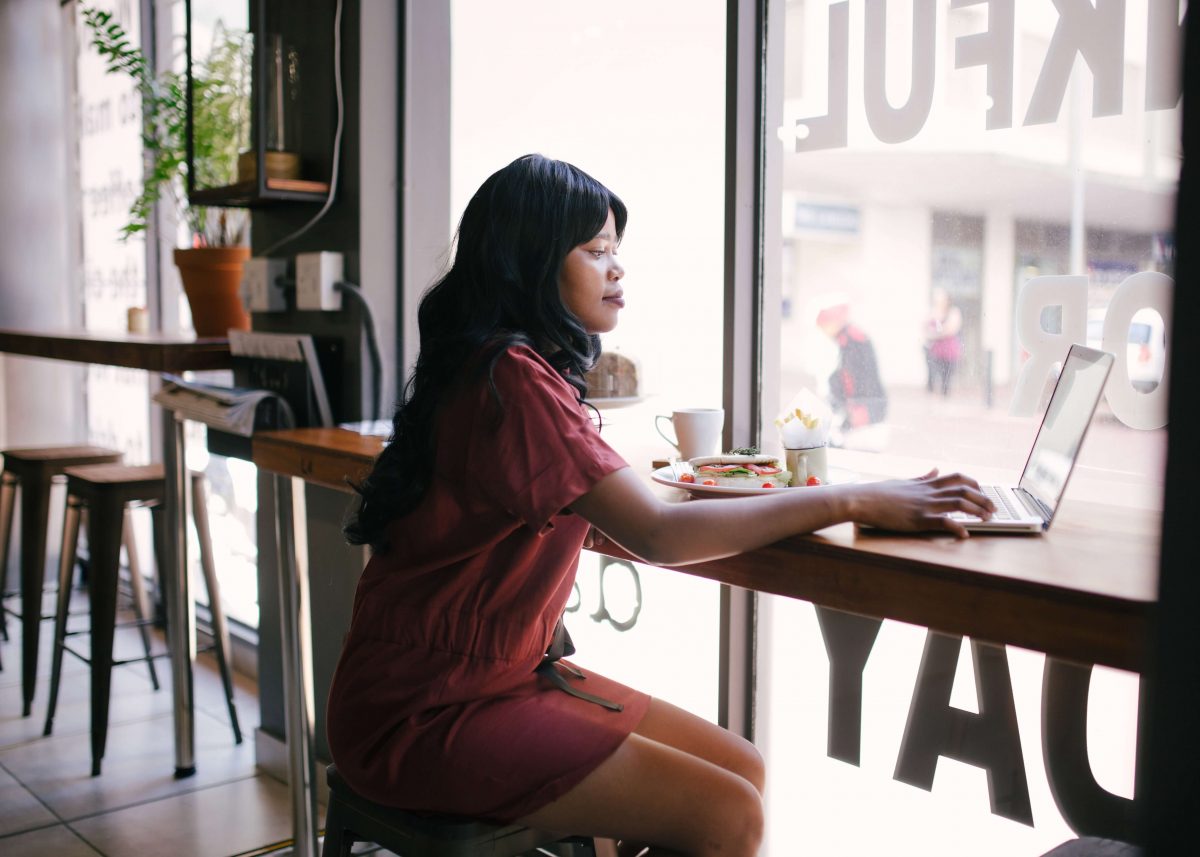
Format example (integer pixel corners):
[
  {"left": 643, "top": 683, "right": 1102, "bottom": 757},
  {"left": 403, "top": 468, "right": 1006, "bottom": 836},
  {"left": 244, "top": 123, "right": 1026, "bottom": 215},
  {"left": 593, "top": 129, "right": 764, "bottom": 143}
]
[{"left": 603, "top": 293, "right": 625, "bottom": 309}]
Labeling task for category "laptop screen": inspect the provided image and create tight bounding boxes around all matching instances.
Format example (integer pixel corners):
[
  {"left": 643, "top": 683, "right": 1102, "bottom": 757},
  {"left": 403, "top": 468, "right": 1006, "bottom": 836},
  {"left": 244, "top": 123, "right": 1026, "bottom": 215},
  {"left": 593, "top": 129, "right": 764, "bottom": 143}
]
[{"left": 1019, "top": 345, "right": 1115, "bottom": 518}]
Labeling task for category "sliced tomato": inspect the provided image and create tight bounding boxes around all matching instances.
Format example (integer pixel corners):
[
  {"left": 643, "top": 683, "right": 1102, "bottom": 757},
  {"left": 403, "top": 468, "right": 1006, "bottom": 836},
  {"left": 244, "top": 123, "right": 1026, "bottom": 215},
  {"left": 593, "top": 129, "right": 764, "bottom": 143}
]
[
  {"left": 806, "top": 475, "right": 822, "bottom": 486},
  {"left": 699, "top": 463, "right": 782, "bottom": 476},
  {"left": 702, "top": 479, "right": 718, "bottom": 486},
  {"left": 761, "top": 482, "right": 775, "bottom": 489},
  {"left": 679, "top": 473, "right": 695, "bottom": 483}
]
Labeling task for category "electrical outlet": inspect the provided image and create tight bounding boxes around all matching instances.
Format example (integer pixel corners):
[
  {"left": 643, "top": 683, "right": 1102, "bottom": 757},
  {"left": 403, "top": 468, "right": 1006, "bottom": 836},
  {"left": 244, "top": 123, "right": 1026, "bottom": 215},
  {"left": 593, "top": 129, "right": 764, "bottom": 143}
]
[
  {"left": 241, "top": 257, "right": 288, "bottom": 312},
  {"left": 295, "top": 251, "right": 344, "bottom": 311}
]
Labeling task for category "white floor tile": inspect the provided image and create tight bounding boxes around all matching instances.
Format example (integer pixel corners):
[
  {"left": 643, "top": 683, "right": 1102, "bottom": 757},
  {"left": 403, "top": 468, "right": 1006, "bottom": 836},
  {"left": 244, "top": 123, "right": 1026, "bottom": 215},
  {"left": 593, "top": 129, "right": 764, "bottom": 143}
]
[
  {"left": 70, "top": 775, "right": 295, "bottom": 857},
  {"left": 0, "top": 762, "right": 58, "bottom": 838},
  {"left": 0, "top": 704, "right": 256, "bottom": 821},
  {"left": 0, "top": 822, "right": 103, "bottom": 857}
]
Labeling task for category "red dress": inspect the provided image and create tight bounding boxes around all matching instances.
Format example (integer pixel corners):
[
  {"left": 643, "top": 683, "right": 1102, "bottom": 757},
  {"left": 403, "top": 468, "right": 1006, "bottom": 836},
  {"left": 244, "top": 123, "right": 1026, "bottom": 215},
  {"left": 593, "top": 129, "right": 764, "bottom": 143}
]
[{"left": 325, "top": 345, "right": 650, "bottom": 821}]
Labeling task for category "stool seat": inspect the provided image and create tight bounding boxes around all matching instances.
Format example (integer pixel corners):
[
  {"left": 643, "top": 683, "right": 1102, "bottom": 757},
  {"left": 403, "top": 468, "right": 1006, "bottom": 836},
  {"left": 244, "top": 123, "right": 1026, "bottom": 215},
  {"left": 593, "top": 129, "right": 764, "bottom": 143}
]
[
  {"left": 1, "top": 444, "right": 124, "bottom": 715},
  {"left": 322, "top": 765, "right": 594, "bottom": 857},
  {"left": 2, "top": 446, "right": 125, "bottom": 468},
  {"left": 63, "top": 463, "right": 165, "bottom": 503}
]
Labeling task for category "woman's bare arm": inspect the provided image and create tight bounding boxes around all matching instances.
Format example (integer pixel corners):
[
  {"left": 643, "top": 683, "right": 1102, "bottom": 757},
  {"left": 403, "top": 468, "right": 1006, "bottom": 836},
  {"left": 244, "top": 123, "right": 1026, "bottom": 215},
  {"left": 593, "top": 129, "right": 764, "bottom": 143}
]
[{"left": 570, "top": 467, "right": 994, "bottom": 567}]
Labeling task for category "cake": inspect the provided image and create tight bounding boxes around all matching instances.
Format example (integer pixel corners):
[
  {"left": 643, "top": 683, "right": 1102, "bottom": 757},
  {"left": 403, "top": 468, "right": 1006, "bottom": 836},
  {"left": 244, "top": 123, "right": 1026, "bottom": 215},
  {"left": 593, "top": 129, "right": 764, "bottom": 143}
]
[{"left": 585, "top": 351, "right": 639, "bottom": 398}]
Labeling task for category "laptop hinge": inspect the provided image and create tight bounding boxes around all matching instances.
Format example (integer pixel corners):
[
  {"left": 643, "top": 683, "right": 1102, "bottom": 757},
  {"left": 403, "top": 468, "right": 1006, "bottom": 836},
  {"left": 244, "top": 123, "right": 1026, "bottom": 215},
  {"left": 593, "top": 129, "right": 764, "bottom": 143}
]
[{"left": 1017, "top": 487, "right": 1053, "bottom": 523}]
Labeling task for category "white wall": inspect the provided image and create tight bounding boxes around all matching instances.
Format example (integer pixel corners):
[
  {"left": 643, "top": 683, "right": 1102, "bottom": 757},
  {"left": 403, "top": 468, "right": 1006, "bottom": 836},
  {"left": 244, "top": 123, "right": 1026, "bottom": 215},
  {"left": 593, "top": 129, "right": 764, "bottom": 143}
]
[{"left": 0, "top": 0, "right": 85, "bottom": 445}]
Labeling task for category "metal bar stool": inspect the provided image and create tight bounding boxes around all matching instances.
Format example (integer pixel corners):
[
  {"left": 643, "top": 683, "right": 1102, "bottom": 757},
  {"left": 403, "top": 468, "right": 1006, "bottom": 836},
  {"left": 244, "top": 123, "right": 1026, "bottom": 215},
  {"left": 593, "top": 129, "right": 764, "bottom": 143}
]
[
  {"left": 0, "top": 445, "right": 124, "bottom": 715},
  {"left": 42, "top": 463, "right": 242, "bottom": 775},
  {"left": 321, "top": 765, "right": 596, "bottom": 857},
  {"left": 44, "top": 492, "right": 163, "bottom": 700}
]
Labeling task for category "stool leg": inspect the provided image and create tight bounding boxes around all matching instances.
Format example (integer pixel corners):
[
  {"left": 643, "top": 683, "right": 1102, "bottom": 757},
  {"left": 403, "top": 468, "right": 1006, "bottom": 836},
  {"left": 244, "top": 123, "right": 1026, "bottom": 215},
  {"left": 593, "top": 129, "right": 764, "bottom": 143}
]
[
  {"left": 190, "top": 473, "right": 243, "bottom": 744},
  {"left": 0, "top": 471, "right": 17, "bottom": 641},
  {"left": 86, "top": 496, "right": 124, "bottom": 776},
  {"left": 18, "top": 467, "right": 54, "bottom": 716},
  {"left": 44, "top": 496, "right": 82, "bottom": 737},
  {"left": 149, "top": 504, "right": 167, "bottom": 628},
  {"left": 123, "top": 510, "right": 160, "bottom": 691},
  {"left": 318, "top": 799, "right": 353, "bottom": 857}
]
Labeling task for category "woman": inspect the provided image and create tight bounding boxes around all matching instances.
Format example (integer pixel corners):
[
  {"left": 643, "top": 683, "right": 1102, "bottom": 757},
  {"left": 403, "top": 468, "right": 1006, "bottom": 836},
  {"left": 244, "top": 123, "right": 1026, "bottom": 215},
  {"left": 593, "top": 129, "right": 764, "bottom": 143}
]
[
  {"left": 328, "top": 154, "right": 993, "bottom": 857},
  {"left": 924, "top": 287, "right": 964, "bottom": 396}
]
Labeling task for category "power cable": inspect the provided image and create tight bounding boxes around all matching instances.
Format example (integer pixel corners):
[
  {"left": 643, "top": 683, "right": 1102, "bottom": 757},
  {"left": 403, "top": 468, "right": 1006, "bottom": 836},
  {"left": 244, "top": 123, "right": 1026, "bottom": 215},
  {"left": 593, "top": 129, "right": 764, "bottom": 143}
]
[{"left": 334, "top": 281, "right": 385, "bottom": 421}]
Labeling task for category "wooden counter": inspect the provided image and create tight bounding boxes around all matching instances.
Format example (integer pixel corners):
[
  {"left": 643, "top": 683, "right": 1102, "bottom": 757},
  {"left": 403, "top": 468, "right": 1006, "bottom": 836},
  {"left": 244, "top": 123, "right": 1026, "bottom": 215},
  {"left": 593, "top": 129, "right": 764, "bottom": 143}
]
[
  {"left": 0, "top": 328, "right": 232, "bottom": 372},
  {"left": 252, "top": 427, "right": 1156, "bottom": 673}
]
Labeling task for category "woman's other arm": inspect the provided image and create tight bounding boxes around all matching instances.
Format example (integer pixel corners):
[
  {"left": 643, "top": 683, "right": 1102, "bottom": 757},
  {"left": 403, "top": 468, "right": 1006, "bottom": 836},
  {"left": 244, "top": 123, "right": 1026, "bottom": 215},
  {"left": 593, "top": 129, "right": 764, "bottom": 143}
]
[{"left": 570, "top": 467, "right": 994, "bottom": 567}]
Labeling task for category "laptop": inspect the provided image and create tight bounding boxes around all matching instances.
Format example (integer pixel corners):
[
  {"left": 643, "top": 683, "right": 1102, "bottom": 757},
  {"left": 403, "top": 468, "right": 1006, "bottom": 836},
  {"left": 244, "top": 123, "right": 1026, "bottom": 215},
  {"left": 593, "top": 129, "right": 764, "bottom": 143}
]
[{"left": 949, "top": 344, "right": 1114, "bottom": 533}]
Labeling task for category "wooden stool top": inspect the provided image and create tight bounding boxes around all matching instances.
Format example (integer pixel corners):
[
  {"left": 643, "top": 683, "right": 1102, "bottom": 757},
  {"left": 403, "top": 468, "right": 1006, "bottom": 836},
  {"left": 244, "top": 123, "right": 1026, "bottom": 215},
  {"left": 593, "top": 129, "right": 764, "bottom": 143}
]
[
  {"left": 63, "top": 463, "right": 165, "bottom": 505},
  {"left": 2, "top": 445, "right": 123, "bottom": 477}
]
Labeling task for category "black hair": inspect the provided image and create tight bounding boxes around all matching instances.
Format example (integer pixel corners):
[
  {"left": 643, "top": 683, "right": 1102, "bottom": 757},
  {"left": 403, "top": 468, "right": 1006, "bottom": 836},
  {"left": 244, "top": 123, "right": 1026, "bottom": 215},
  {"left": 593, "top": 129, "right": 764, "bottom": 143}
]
[{"left": 344, "top": 153, "right": 627, "bottom": 551}]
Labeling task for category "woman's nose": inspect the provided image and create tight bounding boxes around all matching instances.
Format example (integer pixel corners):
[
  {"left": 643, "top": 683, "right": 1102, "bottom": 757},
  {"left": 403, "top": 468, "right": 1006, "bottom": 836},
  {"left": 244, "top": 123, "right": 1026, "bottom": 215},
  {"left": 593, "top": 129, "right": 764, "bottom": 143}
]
[{"left": 610, "top": 258, "right": 624, "bottom": 279}]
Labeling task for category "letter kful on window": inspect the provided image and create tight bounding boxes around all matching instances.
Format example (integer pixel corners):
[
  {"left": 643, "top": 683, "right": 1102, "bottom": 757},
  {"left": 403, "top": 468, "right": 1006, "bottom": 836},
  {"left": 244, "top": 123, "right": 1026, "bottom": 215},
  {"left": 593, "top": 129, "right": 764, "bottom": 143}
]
[{"left": 789, "top": 0, "right": 1184, "bottom": 153}]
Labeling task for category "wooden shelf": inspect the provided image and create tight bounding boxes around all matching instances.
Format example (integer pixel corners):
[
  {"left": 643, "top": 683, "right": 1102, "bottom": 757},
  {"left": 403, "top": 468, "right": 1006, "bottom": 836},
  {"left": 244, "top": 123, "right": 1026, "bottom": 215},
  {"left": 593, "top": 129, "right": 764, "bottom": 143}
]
[{"left": 189, "top": 178, "right": 332, "bottom": 208}]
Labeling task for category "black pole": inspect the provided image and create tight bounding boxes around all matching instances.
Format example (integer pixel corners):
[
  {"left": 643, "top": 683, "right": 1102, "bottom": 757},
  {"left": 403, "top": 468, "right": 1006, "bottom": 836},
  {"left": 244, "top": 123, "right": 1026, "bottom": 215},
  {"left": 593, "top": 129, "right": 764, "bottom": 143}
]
[{"left": 1139, "top": 4, "right": 1199, "bottom": 854}]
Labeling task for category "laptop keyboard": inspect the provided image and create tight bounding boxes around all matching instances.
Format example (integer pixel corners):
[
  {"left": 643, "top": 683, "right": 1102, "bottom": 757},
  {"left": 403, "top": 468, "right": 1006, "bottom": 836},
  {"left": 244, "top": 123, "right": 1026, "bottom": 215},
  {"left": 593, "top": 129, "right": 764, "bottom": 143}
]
[{"left": 982, "top": 485, "right": 1017, "bottom": 520}]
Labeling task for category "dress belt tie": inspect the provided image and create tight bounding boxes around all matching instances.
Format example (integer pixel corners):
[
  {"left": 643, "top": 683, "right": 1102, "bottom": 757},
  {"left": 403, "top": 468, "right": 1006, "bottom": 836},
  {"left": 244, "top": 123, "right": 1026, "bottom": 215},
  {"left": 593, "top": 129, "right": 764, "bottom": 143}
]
[{"left": 535, "top": 660, "right": 624, "bottom": 712}]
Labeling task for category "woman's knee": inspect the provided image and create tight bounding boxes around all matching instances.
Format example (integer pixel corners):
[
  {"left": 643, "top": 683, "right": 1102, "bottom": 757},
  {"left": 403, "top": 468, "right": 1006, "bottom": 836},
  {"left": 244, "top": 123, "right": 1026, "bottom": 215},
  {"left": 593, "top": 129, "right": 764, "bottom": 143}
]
[
  {"left": 724, "top": 733, "right": 766, "bottom": 795},
  {"left": 702, "top": 774, "right": 764, "bottom": 856},
  {"left": 746, "top": 741, "right": 767, "bottom": 795},
  {"left": 737, "top": 780, "right": 766, "bottom": 852}
]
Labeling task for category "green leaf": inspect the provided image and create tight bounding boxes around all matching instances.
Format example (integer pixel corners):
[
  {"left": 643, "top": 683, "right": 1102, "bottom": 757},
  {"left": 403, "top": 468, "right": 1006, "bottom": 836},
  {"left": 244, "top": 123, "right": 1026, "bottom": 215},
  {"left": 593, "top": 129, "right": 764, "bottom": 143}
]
[{"left": 79, "top": 4, "right": 251, "bottom": 245}]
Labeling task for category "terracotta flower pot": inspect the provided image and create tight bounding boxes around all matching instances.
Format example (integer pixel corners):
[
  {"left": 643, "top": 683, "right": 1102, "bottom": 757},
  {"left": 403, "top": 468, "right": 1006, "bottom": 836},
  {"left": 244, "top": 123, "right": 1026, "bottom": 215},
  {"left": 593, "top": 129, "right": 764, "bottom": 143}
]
[{"left": 173, "top": 246, "right": 252, "bottom": 337}]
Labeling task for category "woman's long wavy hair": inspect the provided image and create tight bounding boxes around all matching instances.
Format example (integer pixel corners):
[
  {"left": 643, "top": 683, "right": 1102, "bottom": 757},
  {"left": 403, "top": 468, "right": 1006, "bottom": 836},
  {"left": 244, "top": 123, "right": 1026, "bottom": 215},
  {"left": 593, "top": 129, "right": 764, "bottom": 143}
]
[{"left": 344, "top": 154, "right": 627, "bottom": 552}]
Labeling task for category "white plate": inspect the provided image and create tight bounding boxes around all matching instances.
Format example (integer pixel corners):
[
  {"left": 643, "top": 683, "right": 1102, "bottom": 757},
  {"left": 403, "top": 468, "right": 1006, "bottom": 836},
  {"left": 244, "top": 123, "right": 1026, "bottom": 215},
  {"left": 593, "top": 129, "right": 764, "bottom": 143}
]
[
  {"left": 588, "top": 395, "right": 644, "bottom": 410},
  {"left": 650, "top": 466, "right": 859, "bottom": 497}
]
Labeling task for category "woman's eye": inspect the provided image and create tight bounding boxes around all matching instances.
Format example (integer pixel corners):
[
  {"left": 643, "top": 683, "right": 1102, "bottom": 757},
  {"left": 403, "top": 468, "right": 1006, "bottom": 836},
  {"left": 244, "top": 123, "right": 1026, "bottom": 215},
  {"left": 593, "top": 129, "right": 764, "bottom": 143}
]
[{"left": 589, "top": 249, "right": 606, "bottom": 258}]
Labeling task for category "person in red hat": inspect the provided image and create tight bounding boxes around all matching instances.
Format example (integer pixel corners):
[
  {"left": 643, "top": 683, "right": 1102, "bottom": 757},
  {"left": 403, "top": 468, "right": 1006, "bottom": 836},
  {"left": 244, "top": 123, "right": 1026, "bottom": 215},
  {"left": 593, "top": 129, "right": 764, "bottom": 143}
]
[{"left": 816, "top": 300, "right": 888, "bottom": 433}]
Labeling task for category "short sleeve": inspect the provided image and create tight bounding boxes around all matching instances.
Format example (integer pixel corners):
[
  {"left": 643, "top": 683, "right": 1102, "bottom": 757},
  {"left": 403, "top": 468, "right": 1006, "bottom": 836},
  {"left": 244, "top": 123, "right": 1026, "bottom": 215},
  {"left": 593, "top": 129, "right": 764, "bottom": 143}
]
[{"left": 465, "top": 347, "right": 628, "bottom": 533}]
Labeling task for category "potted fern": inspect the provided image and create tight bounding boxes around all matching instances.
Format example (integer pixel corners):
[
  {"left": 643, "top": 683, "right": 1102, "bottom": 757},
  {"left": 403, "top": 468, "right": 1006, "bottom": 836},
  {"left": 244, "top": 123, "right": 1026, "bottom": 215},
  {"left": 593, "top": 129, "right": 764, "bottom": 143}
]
[{"left": 81, "top": 5, "right": 252, "bottom": 336}]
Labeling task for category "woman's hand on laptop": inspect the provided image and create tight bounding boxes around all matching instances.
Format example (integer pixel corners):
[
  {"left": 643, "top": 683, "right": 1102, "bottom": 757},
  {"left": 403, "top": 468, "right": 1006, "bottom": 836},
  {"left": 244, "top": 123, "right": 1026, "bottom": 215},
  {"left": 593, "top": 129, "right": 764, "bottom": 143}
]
[{"left": 849, "top": 469, "right": 995, "bottom": 538}]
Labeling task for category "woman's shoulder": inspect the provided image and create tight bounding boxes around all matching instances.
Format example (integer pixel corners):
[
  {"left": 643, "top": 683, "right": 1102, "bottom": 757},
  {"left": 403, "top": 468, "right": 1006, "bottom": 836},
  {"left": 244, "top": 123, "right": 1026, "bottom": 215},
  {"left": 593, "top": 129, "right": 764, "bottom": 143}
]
[
  {"left": 490, "top": 343, "right": 575, "bottom": 397},
  {"left": 494, "top": 341, "right": 551, "bottom": 370}
]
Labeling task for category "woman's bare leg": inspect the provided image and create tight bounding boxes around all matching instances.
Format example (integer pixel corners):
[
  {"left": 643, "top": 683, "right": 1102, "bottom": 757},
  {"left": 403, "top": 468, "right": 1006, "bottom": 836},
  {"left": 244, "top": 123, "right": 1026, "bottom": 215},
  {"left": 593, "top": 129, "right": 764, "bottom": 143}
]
[
  {"left": 632, "top": 697, "right": 765, "bottom": 795},
  {"left": 518, "top": 698, "right": 765, "bottom": 857}
]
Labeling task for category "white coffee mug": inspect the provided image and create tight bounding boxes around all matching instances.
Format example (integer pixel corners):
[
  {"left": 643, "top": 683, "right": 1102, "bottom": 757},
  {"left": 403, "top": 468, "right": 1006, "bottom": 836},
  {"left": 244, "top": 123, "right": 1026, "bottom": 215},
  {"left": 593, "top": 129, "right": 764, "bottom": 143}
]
[
  {"left": 655, "top": 408, "right": 724, "bottom": 460},
  {"left": 785, "top": 445, "right": 829, "bottom": 485}
]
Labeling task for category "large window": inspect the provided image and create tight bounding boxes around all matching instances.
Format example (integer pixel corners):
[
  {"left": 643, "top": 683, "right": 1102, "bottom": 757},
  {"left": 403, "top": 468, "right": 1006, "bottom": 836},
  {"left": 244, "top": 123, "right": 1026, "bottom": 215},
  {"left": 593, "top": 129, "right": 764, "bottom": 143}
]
[
  {"left": 77, "top": 0, "right": 151, "bottom": 464},
  {"left": 758, "top": 1, "right": 1178, "bottom": 853},
  {"left": 74, "top": 0, "right": 259, "bottom": 627},
  {"left": 448, "top": 0, "right": 728, "bottom": 719}
]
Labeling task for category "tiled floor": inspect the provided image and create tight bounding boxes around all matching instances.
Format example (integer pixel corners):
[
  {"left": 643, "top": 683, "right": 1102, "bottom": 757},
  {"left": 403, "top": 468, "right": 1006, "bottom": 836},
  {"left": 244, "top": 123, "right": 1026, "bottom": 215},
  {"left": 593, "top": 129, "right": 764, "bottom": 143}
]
[{"left": 0, "top": 589, "right": 299, "bottom": 857}]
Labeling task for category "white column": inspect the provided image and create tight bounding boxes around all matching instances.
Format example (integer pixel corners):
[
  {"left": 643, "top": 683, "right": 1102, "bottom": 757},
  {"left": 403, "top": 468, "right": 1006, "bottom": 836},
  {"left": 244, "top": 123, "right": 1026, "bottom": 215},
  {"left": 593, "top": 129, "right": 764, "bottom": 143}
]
[
  {"left": 402, "top": 1, "right": 452, "bottom": 386},
  {"left": 982, "top": 211, "right": 1016, "bottom": 386},
  {"left": 0, "top": 0, "right": 85, "bottom": 445},
  {"left": 360, "top": 2, "right": 399, "bottom": 414}
]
